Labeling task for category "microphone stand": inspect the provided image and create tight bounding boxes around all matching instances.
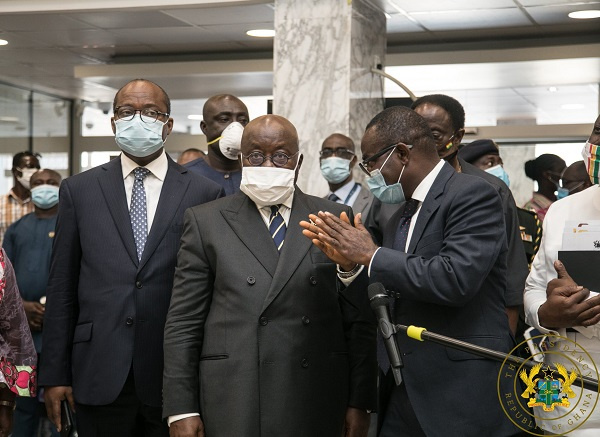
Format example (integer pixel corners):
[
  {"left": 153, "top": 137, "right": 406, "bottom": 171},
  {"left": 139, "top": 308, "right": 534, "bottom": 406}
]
[{"left": 395, "top": 324, "right": 599, "bottom": 392}]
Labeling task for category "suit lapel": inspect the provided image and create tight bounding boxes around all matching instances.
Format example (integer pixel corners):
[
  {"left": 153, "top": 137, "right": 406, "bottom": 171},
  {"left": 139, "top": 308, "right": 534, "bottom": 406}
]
[
  {"left": 97, "top": 157, "right": 138, "bottom": 266},
  {"left": 221, "top": 192, "right": 279, "bottom": 277},
  {"left": 407, "top": 163, "right": 454, "bottom": 254},
  {"left": 138, "top": 158, "right": 189, "bottom": 271},
  {"left": 261, "top": 190, "right": 313, "bottom": 313}
]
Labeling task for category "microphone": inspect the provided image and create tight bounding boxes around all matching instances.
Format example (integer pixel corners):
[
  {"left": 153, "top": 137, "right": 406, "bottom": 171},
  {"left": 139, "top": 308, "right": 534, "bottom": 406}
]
[{"left": 368, "top": 282, "right": 403, "bottom": 385}]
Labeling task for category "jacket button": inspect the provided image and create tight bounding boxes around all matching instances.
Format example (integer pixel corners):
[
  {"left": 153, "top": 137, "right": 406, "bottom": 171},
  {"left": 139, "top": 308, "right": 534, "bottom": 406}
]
[
  {"left": 135, "top": 281, "right": 142, "bottom": 289},
  {"left": 126, "top": 317, "right": 134, "bottom": 326},
  {"left": 309, "top": 276, "right": 317, "bottom": 285},
  {"left": 247, "top": 276, "right": 256, "bottom": 285},
  {"left": 259, "top": 316, "right": 268, "bottom": 326},
  {"left": 301, "top": 358, "right": 309, "bottom": 368},
  {"left": 302, "top": 316, "right": 310, "bottom": 325}
]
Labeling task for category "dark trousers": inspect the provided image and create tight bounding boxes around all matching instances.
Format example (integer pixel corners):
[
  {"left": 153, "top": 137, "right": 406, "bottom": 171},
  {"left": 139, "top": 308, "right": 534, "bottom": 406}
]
[
  {"left": 75, "top": 369, "right": 168, "bottom": 437},
  {"left": 378, "top": 371, "right": 425, "bottom": 437}
]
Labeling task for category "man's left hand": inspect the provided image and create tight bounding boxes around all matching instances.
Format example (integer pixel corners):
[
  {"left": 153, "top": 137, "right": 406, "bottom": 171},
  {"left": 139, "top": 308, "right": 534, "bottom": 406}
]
[
  {"left": 342, "top": 407, "right": 370, "bottom": 437},
  {"left": 300, "top": 211, "right": 378, "bottom": 267}
]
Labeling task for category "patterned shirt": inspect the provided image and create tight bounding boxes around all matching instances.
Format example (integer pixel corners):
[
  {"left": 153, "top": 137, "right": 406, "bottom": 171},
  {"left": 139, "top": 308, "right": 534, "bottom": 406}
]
[{"left": 0, "top": 190, "right": 34, "bottom": 244}]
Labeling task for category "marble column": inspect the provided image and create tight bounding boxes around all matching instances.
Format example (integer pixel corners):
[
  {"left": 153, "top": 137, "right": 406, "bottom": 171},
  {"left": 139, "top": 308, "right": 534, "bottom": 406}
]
[
  {"left": 273, "top": 0, "right": 386, "bottom": 196},
  {"left": 501, "top": 144, "right": 536, "bottom": 207}
]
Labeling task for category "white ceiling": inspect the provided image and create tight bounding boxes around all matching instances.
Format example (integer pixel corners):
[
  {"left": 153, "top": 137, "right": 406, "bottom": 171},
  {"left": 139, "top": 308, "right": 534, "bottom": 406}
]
[{"left": 0, "top": 0, "right": 598, "bottom": 131}]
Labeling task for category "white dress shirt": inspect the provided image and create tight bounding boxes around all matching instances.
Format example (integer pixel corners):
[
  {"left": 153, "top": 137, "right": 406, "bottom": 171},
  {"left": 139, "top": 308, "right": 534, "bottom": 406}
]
[
  {"left": 121, "top": 150, "right": 168, "bottom": 232},
  {"left": 328, "top": 180, "right": 361, "bottom": 207},
  {"left": 524, "top": 185, "right": 600, "bottom": 339},
  {"left": 368, "top": 159, "right": 444, "bottom": 275}
]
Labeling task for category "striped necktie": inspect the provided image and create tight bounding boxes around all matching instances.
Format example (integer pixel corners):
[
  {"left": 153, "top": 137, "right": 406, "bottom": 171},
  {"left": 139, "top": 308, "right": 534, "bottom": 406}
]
[{"left": 269, "top": 205, "right": 286, "bottom": 253}]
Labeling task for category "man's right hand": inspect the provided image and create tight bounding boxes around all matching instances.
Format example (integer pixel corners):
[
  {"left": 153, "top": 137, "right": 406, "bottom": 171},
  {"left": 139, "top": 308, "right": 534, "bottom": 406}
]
[
  {"left": 44, "top": 386, "right": 74, "bottom": 432},
  {"left": 22, "top": 301, "right": 44, "bottom": 331},
  {"left": 170, "top": 416, "right": 205, "bottom": 437},
  {"left": 538, "top": 261, "right": 600, "bottom": 329}
]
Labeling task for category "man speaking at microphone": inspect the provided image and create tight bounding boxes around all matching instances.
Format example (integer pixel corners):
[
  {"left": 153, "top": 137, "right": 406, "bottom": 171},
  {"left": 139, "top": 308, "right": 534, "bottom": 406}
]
[{"left": 302, "top": 106, "right": 517, "bottom": 436}]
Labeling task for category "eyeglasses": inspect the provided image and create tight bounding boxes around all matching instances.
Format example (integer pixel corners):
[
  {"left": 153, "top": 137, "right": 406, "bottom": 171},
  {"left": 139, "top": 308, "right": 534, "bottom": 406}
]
[
  {"left": 114, "top": 106, "right": 170, "bottom": 124},
  {"left": 319, "top": 148, "right": 355, "bottom": 160},
  {"left": 359, "top": 143, "right": 412, "bottom": 176},
  {"left": 244, "top": 151, "right": 299, "bottom": 167}
]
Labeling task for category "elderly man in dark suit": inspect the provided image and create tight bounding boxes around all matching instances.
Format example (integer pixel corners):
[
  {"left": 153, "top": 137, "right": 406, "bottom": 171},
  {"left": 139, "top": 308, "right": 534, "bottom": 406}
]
[
  {"left": 163, "top": 115, "right": 376, "bottom": 437},
  {"left": 39, "top": 79, "right": 223, "bottom": 436},
  {"left": 303, "top": 106, "right": 518, "bottom": 436}
]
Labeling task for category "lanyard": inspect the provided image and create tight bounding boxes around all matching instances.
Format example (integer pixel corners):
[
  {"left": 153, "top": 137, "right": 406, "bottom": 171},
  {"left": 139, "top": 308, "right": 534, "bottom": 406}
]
[{"left": 342, "top": 182, "right": 360, "bottom": 205}]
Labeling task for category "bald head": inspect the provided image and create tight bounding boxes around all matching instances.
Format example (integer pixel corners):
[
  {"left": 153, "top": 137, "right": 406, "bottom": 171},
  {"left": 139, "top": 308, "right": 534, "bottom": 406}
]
[
  {"left": 31, "top": 169, "right": 61, "bottom": 188},
  {"left": 113, "top": 79, "right": 170, "bottom": 114},
  {"left": 201, "top": 94, "right": 249, "bottom": 146},
  {"left": 241, "top": 115, "right": 301, "bottom": 171},
  {"left": 322, "top": 133, "right": 354, "bottom": 153}
]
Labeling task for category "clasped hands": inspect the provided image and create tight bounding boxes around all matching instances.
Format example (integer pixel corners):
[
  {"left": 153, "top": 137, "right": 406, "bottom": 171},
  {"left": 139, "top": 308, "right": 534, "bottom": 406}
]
[
  {"left": 538, "top": 260, "right": 600, "bottom": 329},
  {"left": 299, "top": 211, "right": 378, "bottom": 271}
]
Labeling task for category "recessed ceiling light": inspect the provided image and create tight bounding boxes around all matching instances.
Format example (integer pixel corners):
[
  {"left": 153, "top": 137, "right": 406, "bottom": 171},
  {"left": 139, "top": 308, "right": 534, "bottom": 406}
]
[
  {"left": 561, "top": 103, "right": 585, "bottom": 110},
  {"left": 568, "top": 10, "right": 600, "bottom": 19},
  {"left": 246, "top": 29, "right": 276, "bottom": 38},
  {"left": 548, "top": 86, "right": 558, "bottom": 92},
  {"left": 187, "top": 115, "right": 203, "bottom": 121},
  {"left": 0, "top": 39, "right": 8, "bottom": 46}
]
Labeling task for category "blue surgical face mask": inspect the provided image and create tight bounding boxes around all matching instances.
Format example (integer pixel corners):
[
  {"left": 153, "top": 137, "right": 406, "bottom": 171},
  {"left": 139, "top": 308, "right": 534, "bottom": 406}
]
[
  {"left": 320, "top": 157, "right": 351, "bottom": 184},
  {"left": 115, "top": 117, "right": 166, "bottom": 158},
  {"left": 485, "top": 164, "right": 510, "bottom": 188},
  {"left": 31, "top": 184, "right": 59, "bottom": 209},
  {"left": 366, "top": 149, "right": 406, "bottom": 204},
  {"left": 556, "top": 187, "right": 569, "bottom": 200}
]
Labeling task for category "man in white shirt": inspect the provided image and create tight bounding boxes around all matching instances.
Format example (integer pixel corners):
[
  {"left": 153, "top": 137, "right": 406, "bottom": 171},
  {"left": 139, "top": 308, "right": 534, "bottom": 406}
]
[{"left": 524, "top": 113, "right": 600, "bottom": 435}]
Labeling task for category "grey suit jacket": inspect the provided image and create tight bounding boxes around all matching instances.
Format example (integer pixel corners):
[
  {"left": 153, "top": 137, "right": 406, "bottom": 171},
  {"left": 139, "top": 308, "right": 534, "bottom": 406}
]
[
  {"left": 163, "top": 189, "right": 377, "bottom": 437},
  {"left": 351, "top": 184, "right": 374, "bottom": 218},
  {"left": 39, "top": 156, "right": 223, "bottom": 407}
]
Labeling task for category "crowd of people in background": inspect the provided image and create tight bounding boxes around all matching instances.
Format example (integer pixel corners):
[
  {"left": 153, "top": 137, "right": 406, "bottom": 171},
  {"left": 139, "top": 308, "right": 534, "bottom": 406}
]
[{"left": 0, "top": 78, "right": 599, "bottom": 437}]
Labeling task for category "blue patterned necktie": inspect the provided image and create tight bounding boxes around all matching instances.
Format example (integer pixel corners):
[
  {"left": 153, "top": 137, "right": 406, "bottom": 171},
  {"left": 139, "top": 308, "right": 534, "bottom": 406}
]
[
  {"left": 269, "top": 205, "right": 286, "bottom": 253},
  {"left": 130, "top": 167, "right": 150, "bottom": 261},
  {"left": 378, "top": 198, "right": 420, "bottom": 375},
  {"left": 327, "top": 193, "right": 340, "bottom": 202}
]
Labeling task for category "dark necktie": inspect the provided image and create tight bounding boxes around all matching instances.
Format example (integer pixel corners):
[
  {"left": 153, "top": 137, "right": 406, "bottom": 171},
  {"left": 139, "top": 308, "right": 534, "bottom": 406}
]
[
  {"left": 378, "top": 198, "right": 420, "bottom": 374},
  {"left": 130, "top": 167, "right": 150, "bottom": 261},
  {"left": 269, "top": 205, "right": 286, "bottom": 253},
  {"left": 327, "top": 193, "right": 340, "bottom": 202},
  {"left": 392, "top": 199, "right": 420, "bottom": 251}
]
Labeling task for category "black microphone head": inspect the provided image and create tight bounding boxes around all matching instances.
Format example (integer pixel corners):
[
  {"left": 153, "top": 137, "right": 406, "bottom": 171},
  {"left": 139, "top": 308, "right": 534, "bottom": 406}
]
[{"left": 368, "top": 282, "right": 389, "bottom": 310}]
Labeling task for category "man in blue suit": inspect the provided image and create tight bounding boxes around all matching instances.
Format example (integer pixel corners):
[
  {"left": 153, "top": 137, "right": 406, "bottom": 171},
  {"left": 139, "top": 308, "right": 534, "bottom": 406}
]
[
  {"left": 303, "top": 106, "right": 518, "bottom": 436},
  {"left": 39, "top": 79, "right": 223, "bottom": 436}
]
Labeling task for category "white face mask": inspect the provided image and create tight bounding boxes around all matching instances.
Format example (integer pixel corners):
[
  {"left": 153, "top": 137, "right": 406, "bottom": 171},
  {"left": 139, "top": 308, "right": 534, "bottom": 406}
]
[
  {"left": 240, "top": 160, "right": 298, "bottom": 207},
  {"left": 206, "top": 122, "right": 245, "bottom": 160},
  {"left": 16, "top": 167, "right": 38, "bottom": 190}
]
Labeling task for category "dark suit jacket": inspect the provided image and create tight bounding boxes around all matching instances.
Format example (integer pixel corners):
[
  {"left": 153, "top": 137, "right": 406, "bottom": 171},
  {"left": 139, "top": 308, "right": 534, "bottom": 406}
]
[
  {"left": 39, "top": 155, "right": 223, "bottom": 407},
  {"left": 163, "top": 189, "right": 377, "bottom": 437},
  {"left": 366, "top": 158, "right": 528, "bottom": 308},
  {"left": 370, "top": 163, "right": 516, "bottom": 436}
]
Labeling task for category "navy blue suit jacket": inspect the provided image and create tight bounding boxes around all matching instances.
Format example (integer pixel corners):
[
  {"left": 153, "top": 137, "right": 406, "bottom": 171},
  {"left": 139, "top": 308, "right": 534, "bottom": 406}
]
[
  {"left": 39, "top": 155, "right": 223, "bottom": 407},
  {"left": 371, "top": 162, "right": 517, "bottom": 436}
]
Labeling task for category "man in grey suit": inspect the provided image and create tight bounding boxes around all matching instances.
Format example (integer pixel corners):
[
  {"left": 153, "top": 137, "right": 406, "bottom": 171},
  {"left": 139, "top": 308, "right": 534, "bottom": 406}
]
[
  {"left": 163, "top": 115, "right": 376, "bottom": 437},
  {"left": 303, "top": 106, "right": 518, "bottom": 436},
  {"left": 320, "top": 133, "right": 373, "bottom": 218},
  {"left": 40, "top": 79, "right": 223, "bottom": 436}
]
